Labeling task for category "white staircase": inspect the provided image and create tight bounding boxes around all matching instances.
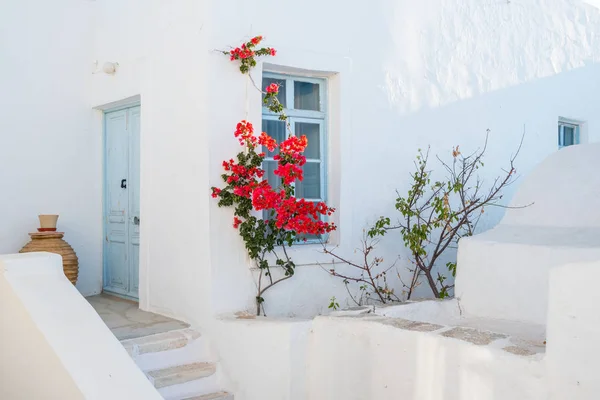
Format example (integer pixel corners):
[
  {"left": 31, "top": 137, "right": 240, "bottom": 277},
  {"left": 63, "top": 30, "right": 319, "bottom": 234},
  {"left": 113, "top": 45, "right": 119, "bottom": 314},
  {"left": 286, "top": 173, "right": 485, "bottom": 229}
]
[{"left": 120, "top": 328, "right": 232, "bottom": 400}]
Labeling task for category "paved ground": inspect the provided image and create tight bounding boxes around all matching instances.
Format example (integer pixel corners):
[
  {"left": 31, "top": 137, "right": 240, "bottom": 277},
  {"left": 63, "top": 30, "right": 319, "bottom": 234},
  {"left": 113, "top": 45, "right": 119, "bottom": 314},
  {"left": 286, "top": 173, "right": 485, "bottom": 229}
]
[{"left": 87, "top": 293, "right": 189, "bottom": 340}]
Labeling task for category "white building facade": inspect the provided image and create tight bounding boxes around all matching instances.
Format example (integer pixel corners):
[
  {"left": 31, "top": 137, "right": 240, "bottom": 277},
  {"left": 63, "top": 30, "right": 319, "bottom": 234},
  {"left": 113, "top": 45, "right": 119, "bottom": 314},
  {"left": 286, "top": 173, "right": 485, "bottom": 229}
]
[{"left": 2, "top": 0, "right": 600, "bottom": 328}]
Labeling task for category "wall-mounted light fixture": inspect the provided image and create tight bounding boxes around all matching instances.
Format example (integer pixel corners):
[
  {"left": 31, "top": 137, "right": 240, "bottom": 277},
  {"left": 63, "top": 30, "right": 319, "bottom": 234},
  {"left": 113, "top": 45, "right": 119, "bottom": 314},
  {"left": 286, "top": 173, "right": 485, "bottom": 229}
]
[
  {"left": 102, "top": 62, "right": 118, "bottom": 74},
  {"left": 92, "top": 60, "right": 119, "bottom": 75}
]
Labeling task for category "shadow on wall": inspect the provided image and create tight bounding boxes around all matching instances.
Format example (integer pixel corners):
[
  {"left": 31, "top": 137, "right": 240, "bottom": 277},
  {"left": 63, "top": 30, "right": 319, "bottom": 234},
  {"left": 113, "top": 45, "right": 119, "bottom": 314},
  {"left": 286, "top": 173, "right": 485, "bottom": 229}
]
[
  {"left": 260, "top": 61, "right": 600, "bottom": 317},
  {"left": 209, "top": 0, "right": 600, "bottom": 318}
]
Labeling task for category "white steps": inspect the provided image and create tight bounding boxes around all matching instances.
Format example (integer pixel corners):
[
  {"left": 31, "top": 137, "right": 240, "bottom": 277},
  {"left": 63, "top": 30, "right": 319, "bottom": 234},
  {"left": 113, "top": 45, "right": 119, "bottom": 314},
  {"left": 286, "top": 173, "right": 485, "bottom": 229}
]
[
  {"left": 122, "top": 328, "right": 206, "bottom": 371},
  {"left": 119, "top": 328, "right": 232, "bottom": 400},
  {"left": 147, "top": 362, "right": 216, "bottom": 388},
  {"left": 122, "top": 328, "right": 199, "bottom": 356},
  {"left": 183, "top": 392, "right": 234, "bottom": 400}
]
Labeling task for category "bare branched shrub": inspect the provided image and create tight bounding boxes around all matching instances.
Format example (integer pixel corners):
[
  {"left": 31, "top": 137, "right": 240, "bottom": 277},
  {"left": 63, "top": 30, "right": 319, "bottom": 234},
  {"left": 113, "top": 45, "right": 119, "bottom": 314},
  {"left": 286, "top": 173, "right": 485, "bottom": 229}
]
[
  {"left": 325, "top": 131, "right": 525, "bottom": 303},
  {"left": 321, "top": 231, "right": 400, "bottom": 306}
]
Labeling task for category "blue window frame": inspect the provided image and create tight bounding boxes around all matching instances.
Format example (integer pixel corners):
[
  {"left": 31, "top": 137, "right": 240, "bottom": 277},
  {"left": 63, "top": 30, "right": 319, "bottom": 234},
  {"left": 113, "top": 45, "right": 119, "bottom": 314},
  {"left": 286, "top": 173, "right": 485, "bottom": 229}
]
[
  {"left": 558, "top": 120, "right": 580, "bottom": 149},
  {"left": 261, "top": 72, "right": 328, "bottom": 241}
]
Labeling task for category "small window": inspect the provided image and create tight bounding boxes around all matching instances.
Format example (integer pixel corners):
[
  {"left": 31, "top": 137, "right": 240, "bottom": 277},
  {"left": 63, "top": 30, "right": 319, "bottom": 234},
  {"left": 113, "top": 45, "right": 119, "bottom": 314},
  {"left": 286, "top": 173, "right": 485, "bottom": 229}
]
[
  {"left": 262, "top": 72, "right": 328, "bottom": 242},
  {"left": 558, "top": 120, "right": 580, "bottom": 149}
]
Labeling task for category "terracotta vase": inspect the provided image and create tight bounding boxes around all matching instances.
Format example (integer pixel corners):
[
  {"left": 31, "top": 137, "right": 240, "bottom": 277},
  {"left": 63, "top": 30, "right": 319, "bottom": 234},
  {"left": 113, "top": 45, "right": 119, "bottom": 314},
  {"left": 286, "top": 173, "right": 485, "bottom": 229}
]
[
  {"left": 20, "top": 232, "right": 79, "bottom": 285},
  {"left": 38, "top": 214, "right": 59, "bottom": 231}
]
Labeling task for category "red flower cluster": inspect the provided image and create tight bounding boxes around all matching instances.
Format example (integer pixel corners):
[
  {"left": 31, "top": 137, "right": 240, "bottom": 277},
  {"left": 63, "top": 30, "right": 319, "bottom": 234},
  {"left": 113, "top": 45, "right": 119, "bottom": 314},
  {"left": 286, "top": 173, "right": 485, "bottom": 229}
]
[
  {"left": 266, "top": 83, "right": 279, "bottom": 94},
  {"left": 251, "top": 185, "right": 335, "bottom": 235},
  {"left": 228, "top": 36, "right": 276, "bottom": 62},
  {"left": 252, "top": 185, "right": 284, "bottom": 210},
  {"left": 275, "top": 198, "right": 336, "bottom": 235},
  {"left": 274, "top": 163, "right": 303, "bottom": 185},
  {"left": 280, "top": 135, "right": 308, "bottom": 155},
  {"left": 213, "top": 119, "right": 336, "bottom": 236},
  {"left": 258, "top": 132, "right": 277, "bottom": 152},
  {"left": 234, "top": 120, "right": 256, "bottom": 146},
  {"left": 273, "top": 135, "right": 308, "bottom": 180},
  {"left": 230, "top": 45, "right": 255, "bottom": 61},
  {"left": 222, "top": 158, "right": 265, "bottom": 196}
]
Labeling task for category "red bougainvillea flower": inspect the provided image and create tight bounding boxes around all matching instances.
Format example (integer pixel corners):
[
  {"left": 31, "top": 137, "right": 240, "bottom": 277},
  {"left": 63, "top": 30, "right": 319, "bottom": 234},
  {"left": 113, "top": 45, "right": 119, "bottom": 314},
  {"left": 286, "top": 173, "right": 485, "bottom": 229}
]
[
  {"left": 227, "top": 175, "right": 240, "bottom": 184},
  {"left": 272, "top": 198, "right": 336, "bottom": 235},
  {"left": 234, "top": 120, "right": 256, "bottom": 146},
  {"left": 252, "top": 186, "right": 284, "bottom": 211},
  {"left": 280, "top": 135, "right": 308, "bottom": 155},
  {"left": 214, "top": 114, "right": 336, "bottom": 241},
  {"left": 274, "top": 163, "right": 304, "bottom": 185},
  {"left": 229, "top": 47, "right": 254, "bottom": 60},
  {"left": 258, "top": 132, "right": 277, "bottom": 152},
  {"left": 251, "top": 36, "right": 263, "bottom": 45},
  {"left": 233, "top": 217, "right": 242, "bottom": 229},
  {"left": 266, "top": 83, "right": 279, "bottom": 94},
  {"left": 270, "top": 48, "right": 277, "bottom": 56}
]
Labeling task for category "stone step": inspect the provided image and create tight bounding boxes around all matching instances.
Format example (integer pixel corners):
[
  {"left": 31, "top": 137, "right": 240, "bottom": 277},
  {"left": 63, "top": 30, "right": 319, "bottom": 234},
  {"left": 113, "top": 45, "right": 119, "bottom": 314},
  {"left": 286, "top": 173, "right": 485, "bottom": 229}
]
[
  {"left": 121, "top": 328, "right": 201, "bottom": 357},
  {"left": 182, "top": 392, "right": 234, "bottom": 400},
  {"left": 146, "top": 362, "right": 216, "bottom": 389}
]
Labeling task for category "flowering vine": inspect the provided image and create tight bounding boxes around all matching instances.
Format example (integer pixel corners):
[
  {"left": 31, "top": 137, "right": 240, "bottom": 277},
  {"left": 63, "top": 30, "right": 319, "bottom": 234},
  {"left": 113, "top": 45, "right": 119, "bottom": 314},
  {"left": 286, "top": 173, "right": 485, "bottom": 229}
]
[
  {"left": 221, "top": 35, "right": 276, "bottom": 74},
  {"left": 213, "top": 37, "right": 337, "bottom": 316}
]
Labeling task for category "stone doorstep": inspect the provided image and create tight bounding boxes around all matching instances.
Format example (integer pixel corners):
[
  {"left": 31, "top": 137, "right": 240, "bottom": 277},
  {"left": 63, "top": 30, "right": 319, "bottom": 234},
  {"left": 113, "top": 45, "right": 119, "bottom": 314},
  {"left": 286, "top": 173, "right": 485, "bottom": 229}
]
[
  {"left": 121, "top": 328, "right": 201, "bottom": 356},
  {"left": 183, "top": 392, "right": 234, "bottom": 400},
  {"left": 146, "top": 362, "right": 217, "bottom": 389}
]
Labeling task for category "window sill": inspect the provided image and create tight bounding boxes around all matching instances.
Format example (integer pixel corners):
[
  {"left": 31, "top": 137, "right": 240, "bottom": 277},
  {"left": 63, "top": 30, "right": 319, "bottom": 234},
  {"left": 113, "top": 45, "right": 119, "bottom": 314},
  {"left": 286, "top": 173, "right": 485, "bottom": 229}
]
[{"left": 257, "top": 242, "right": 339, "bottom": 268}]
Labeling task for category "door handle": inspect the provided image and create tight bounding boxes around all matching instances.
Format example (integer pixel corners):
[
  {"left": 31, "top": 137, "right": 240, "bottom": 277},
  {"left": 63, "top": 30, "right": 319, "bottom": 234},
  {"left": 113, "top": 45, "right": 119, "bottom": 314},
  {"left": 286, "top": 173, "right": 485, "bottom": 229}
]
[
  {"left": 121, "top": 179, "right": 127, "bottom": 189},
  {"left": 133, "top": 216, "right": 140, "bottom": 225}
]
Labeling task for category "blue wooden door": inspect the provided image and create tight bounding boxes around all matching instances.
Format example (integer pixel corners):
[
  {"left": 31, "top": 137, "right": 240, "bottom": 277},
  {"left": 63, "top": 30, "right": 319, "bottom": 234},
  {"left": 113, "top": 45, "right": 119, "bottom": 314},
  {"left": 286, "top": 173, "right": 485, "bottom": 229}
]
[{"left": 104, "top": 106, "right": 140, "bottom": 299}]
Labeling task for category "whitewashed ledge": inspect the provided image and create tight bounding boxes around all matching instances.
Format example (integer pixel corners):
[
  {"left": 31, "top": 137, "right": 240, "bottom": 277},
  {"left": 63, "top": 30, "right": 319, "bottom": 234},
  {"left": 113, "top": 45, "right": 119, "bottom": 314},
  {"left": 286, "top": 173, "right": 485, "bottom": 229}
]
[{"left": 331, "top": 301, "right": 546, "bottom": 358}]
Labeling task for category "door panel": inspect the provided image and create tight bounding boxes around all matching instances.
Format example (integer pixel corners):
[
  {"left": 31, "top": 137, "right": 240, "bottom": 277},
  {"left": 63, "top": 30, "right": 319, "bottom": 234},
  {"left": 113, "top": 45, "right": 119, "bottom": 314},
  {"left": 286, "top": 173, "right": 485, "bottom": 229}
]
[
  {"left": 104, "top": 106, "right": 140, "bottom": 299},
  {"left": 105, "top": 110, "right": 129, "bottom": 293},
  {"left": 128, "top": 106, "right": 141, "bottom": 297}
]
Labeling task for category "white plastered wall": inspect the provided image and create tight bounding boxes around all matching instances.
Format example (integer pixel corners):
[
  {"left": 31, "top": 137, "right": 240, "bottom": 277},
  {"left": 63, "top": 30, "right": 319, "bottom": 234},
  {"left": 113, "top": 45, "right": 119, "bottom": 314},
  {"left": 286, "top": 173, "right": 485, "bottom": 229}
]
[
  {"left": 456, "top": 143, "right": 600, "bottom": 325},
  {"left": 205, "top": 0, "right": 600, "bottom": 318},
  {"left": 0, "top": 0, "right": 101, "bottom": 296},
  {"left": 3, "top": 0, "right": 600, "bottom": 325}
]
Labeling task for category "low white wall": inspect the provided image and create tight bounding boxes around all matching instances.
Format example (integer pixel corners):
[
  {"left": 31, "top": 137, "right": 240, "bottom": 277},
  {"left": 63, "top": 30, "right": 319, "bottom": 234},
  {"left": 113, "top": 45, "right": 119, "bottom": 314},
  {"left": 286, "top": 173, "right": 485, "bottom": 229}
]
[
  {"left": 546, "top": 260, "right": 600, "bottom": 400},
  {"left": 307, "top": 316, "right": 545, "bottom": 400},
  {"left": 209, "top": 258, "right": 600, "bottom": 400},
  {"left": 456, "top": 227, "right": 600, "bottom": 325},
  {"left": 0, "top": 253, "right": 161, "bottom": 400},
  {"left": 210, "top": 317, "right": 312, "bottom": 400}
]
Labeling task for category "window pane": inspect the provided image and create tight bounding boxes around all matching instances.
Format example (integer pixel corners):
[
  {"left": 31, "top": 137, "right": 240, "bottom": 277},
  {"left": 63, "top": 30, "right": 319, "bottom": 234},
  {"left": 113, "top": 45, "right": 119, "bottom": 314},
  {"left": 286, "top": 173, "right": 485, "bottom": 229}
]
[
  {"left": 295, "top": 162, "right": 320, "bottom": 199},
  {"left": 262, "top": 77, "right": 286, "bottom": 108},
  {"left": 294, "top": 81, "right": 320, "bottom": 111},
  {"left": 262, "top": 119, "right": 286, "bottom": 157},
  {"left": 263, "top": 160, "right": 281, "bottom": 189},
  {"left": 564, "top": 126, "right": 574, "bottom": 146},
  {"left": 295, "top": 122, "right": 320, "bottom": 159},
  {"left": 558, "top": 125, "right": 562, "bottom": 146}
]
